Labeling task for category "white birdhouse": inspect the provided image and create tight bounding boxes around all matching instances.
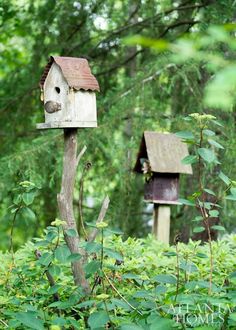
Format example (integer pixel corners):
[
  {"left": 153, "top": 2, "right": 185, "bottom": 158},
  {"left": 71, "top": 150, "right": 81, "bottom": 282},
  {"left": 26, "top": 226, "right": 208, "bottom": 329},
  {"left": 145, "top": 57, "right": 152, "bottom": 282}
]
[{"left": 37, "top": 56, "right": 100, "bottom": 129}]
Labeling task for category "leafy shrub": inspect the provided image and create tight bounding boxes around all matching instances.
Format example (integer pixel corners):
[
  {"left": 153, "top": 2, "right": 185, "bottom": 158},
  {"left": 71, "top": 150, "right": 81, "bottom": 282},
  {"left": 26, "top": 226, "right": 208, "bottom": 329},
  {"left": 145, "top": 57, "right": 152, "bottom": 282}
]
[{"left": 1, "top": 228, "right": 236, "bottom": 329}]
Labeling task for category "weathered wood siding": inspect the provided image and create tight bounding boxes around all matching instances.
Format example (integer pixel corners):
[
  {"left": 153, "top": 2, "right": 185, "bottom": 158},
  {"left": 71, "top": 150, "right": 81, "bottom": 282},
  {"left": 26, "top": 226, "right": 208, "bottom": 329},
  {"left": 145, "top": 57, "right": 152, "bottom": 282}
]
[
  {"left": 42, "top": 62, "right": 97, "bottom": 128},
  {"left": 44, "top": 62, "right": 69, "bottom": 123}
]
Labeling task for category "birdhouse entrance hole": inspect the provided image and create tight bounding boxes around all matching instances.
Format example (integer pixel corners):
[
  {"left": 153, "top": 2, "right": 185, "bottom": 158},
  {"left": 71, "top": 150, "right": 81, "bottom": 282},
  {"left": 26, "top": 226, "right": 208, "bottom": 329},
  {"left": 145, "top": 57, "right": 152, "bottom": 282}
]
[{"left": 55, "top": 87, "right": 60, "bottom": 94}]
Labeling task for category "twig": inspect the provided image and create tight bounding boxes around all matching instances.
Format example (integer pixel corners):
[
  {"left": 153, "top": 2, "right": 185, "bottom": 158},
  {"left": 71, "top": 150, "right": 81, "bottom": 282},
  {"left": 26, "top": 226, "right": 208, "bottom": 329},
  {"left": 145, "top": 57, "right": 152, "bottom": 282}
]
[
  {"left": 9, "top": 207, "right": 21, "bottom": 262},
  {"left": 103, "top": 272, "right": 142, "bottom": 315},
  {"left": 0, "top": 319, "right": 8, "bottom": 328},
  {"left": 89, "top": 196, "right": 110, "bottom": 242},
  {"left": 174, "top": 242, "right": 180, "bottom": 302},
  {"left": 78, "top": 164, "right": 90, "bottom": 241},
  {"left": 76, "top": 145, "right": 87, "bottom": 166}
]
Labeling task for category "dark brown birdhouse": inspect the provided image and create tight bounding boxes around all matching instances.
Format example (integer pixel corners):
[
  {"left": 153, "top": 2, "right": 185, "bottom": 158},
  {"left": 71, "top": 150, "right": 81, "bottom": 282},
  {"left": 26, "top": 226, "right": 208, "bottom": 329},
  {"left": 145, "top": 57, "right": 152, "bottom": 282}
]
[{"left": 134, "top": 132, "right": 192, "bottom": 204}]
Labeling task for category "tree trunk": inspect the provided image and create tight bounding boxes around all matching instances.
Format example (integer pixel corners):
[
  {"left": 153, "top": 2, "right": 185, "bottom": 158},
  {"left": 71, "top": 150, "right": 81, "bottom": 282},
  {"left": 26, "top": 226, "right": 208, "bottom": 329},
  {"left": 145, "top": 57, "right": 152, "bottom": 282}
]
[{"left": 57, "top": 129, "right": 90, "bottom": 294}]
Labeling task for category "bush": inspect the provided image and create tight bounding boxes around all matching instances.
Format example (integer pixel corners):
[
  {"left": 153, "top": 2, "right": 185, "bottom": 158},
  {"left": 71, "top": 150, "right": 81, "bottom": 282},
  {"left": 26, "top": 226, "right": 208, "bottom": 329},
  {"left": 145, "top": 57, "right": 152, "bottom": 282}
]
[{"left": 1, "top": 228, "right": 236, "bottom": 329}]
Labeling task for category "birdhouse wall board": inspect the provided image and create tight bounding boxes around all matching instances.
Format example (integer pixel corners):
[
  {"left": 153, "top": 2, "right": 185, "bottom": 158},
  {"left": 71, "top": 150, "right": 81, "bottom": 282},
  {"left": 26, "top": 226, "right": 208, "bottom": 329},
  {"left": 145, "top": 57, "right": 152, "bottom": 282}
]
[
  {"left": 74, "top": 90, "right": 97, "bottom": 123},
  {"left": 144, "top": 174, "right": 180, "bottom": 204},
  {"left": 44, "top": 62, "right": 68, "bottom": 123},
  {"left": 37, "top": 56, "right": 99, "bottom": 129}
]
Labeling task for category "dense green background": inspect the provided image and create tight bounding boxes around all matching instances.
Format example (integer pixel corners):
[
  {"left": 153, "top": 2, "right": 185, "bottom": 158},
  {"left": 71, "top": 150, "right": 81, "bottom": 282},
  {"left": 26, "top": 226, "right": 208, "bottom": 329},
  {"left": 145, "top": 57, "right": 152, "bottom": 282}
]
[{"left": 1, "top": 0, "right": 236, "bottom": 250}]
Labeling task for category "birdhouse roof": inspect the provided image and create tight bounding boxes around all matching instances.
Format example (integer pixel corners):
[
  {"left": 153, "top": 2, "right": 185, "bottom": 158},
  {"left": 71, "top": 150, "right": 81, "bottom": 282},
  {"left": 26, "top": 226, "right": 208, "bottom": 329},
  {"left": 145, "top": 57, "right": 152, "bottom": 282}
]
[
  {"left": 134, "top": 131, "right": 192, "bottom": 175},
  {"left": 40, "top": 56, "right": 100, "bottom": 91}
]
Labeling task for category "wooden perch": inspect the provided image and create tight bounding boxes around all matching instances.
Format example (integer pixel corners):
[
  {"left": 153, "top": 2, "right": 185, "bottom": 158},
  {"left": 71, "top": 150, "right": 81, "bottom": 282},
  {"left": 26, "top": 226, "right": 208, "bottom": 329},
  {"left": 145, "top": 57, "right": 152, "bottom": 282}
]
[
  {"left": 57, "top": 129, "right": 90, "bottom": 294},
  {"left": 89, "top": 195, "right": 110, "bottom": 242}
]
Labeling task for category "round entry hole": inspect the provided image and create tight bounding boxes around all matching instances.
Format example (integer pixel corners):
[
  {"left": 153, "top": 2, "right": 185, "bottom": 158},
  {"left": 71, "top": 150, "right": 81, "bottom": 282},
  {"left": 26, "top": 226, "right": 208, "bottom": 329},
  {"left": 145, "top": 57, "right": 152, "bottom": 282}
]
[{"left": 55, "top": 87, "right": 60, "bottom": 94}]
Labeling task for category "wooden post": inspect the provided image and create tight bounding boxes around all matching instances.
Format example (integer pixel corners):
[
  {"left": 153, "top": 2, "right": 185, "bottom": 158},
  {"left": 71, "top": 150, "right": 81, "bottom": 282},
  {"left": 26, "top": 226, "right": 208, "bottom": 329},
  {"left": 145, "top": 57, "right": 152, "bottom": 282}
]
[
  {"left": 57, "top": 128, "right": 90, "bottom": 294},
  {"left": 153, "top": 204, "right": 170, "bottom": 244}
]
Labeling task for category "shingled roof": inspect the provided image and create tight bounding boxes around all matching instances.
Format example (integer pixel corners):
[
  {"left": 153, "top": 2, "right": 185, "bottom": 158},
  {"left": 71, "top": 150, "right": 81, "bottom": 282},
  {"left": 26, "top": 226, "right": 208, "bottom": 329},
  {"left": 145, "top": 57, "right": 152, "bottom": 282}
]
[
  {"left": 40, "top": 56, "right": 100, "bottom": 92},
  {"left": 134, "top": 131, "right": 192, "bottom": 175}
]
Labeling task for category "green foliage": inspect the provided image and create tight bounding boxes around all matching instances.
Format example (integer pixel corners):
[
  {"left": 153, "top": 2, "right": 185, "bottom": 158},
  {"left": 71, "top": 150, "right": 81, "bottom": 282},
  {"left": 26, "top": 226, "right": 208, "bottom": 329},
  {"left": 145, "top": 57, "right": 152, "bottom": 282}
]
[
  {"left": 2, "top": 228, "right": 236, "bottom": 329},
  {"left": 2, "top": 2, "right": 236, "bottom": 328},
  {"left": 1, "top": 0, "right": 236, "bottom": 248}
]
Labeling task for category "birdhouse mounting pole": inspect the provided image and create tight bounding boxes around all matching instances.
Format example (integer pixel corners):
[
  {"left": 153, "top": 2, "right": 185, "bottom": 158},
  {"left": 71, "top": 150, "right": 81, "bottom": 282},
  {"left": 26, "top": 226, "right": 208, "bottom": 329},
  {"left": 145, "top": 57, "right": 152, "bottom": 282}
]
[
  {"left": 153, "top": 204, "right": 170, "bottom": 244},
  {"left": 57, "top": 128, "right": 90, "bottom": 294}
]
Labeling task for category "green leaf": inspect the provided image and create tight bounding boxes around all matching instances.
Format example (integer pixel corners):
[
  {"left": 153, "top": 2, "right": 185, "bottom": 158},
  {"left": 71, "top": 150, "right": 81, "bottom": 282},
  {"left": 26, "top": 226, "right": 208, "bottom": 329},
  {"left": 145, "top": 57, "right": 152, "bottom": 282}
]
[
  {"left": 194, "top": 327, "right": 216, "bottom": 330},
  {"left": 122, "top": 273, "right": 142, "bottom": 281},
  {"left": 84, "top": 242, "right": 102, "bottom": 253},
  {"left": 175, "top": 131, "right": 194, "bottom": 140},
  {"left": 211, "top": 225, "right": 225, "bottom": 231},
  {"left": 230, "top": 187, "right": 236, "bottom": 196},
  {"left": 46, "top": 231, "right": 57, "bottom": 242},
  {"left": 218, "top": 171, "right": 231, "bottom": 185},
  {"left": 178, "top": 198, "right": 195, "bottom": 206},
  {"left": 153, "top": 274, "right": 177, "bottom": 284},
  {"left": 68, "top": 319, "right": 81, "bottom": 329},
  {"left": 48, "top": 265, "right": 61, "bottom": 277},
  {"left": 208, "top": 139, "right": 224, "bottom": 149},
  {"left": 13, "top": 194, "right": 22, "bottom": 205},
  {"left": 21, "top": 207, "right": 36, "bottom": 221},
  {"left": 181, "top": 155, "right": 198, "bottom": 165},
  {"left": 203, "top": 129, "right": 215, "bottom": 136},
  {"left": 48, "top": 284, "right": 61, "bottom": 295},
  {"left": 104, "top": 228, "right": 124, "bottom": 235},
  {"left": 22, "top": 191, "right": 35, "bottom": 206},
  {"left": 192, "top": 216, "right": 203, "bottom": 222},
  {"left": 209, "top": 210, "right": 219, "bottom": 217},
  {"left": 193, "top": 226, "right": 205, "bottom": 233},
  {"left": 48, "top": 300, "right": 75, "bottom": 309},
  {"left": 120, "top": 324, "right": 143, "bottom": 330},
  {"left": 67, "top": 253, "right": 82, "bottom": 262},
  {"left": 198, "top": 148, "right": 216, "bottom": 163},
  {"left": 55, "top": 246, "right": 71, "bottom": 263},
  {"left": 203, "top": 188, "right": 216, "bottom": 196},
  {"left": 77, "top": 300, "right": 97, "bottom": 309},
  {"left": 104, "top": 248, "right": 123, "bottom": 261},
  {"left": 196, "top": 253, "right": 208, "bottom": 258},
  {"left": 150, "top": 317, "right": 175, "bottom": 330},
  {"left": 14, "top": 311, "right": 44, "bottom": 330},
  {"left": 225, "top": 195, "right": 236, "bottom": 201},
  {"left": 85, "top": 260, "right": 100, "bottom": 277},
  {"left": 88, "top": 311, "right": 109, "bottom": 329},
  {"left": 212, "top": 119, "right": 224, "bottom": 127},
  {"left": 229, "top": 313, "right": 236, "bottom": 322},
  {"left": 38, "top": 252, "right": 53, "bottom": 267},
  {"left": 163, "top": 251, "right": 177, "bottom": 257},
  {"left": 179, "top": 261, "right": 198, "bottom": 273},
  {"left": 65, "top": 229, "right": 77, "bottom": 237},
  {"left": 110, "top": 298, "right": 132, "bottom": 311}
]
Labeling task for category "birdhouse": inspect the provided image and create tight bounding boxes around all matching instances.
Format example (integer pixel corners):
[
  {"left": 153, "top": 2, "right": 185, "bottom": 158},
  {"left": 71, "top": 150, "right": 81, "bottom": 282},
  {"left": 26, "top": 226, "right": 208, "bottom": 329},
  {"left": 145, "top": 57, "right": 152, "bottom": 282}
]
[
  {"left": 134, "top": 131, "right": 192, "bottom": 204},
  {"left": 37, "top": 56, "right": 100, "bottom": 129}
]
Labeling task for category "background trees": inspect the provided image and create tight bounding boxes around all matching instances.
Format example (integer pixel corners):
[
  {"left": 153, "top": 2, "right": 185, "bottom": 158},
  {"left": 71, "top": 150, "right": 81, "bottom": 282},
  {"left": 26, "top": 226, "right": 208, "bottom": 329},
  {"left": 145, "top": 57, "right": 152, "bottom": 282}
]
[{"left": 0, "top": 0, "right": 235, "bottom": 249}]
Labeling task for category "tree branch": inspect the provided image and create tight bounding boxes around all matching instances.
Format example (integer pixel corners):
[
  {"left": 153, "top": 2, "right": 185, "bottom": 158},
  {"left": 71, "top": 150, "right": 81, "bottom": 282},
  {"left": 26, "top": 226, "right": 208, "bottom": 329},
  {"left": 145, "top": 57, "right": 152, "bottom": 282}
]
[{"left": 89, "top": 196, "right": 110, "bottom": 242}]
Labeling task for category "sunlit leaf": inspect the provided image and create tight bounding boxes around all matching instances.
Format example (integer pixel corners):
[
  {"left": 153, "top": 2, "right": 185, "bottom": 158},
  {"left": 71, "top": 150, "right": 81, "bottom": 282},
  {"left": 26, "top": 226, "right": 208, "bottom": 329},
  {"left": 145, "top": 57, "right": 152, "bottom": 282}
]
[{"left": 198, "top": 148, "right": 216, "bottom": 163}]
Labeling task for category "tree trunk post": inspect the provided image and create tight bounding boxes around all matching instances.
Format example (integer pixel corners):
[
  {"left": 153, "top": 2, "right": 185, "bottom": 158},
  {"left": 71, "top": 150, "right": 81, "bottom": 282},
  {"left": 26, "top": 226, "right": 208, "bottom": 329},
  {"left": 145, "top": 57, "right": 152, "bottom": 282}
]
[
  {"left": 153, "top": 204, "right": 170, "bottom": 244},
  {"left": 57, "top": 128, "right": 90, "bottom": 294}
]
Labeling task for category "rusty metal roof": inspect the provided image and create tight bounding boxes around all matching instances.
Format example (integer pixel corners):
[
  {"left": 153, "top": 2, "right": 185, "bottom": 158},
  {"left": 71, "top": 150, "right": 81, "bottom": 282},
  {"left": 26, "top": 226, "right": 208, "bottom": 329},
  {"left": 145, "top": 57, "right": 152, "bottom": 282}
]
[
  {"left": 39, "top": 56, "right": 100, "bottom": 92},
  {"left": 134, "top": 131, "right": 192, "bottom": 175}
]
